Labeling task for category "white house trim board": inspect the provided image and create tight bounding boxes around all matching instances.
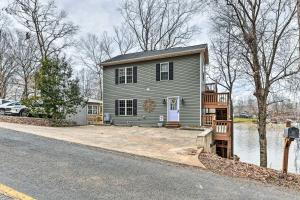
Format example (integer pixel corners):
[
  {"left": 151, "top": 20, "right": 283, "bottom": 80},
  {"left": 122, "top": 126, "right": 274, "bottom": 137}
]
[{"left": 199, "top": 52, "right": 204, "bottom": 126}]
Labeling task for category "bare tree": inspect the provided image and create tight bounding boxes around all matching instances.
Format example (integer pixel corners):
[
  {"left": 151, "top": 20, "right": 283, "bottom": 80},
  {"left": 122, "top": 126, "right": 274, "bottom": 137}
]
[
  {"left": 208, "top": 7, "right": 242, "bottom": 157},
  {"left": 0, "top": 18, "right": 17, "bottom": 99},
  {"left": 13, "top": 31, "right": 39, "bottom": 99},
  {"left": 113, "top": 25, "right": 136, "bottom": 54},
  {"left": 77, "top": 33, "right": 112, "bottom": 100},
  {"left": 297, "top": 0, "right": 300, "bottom": 52},
  {"left": 101, "top": 32, "right": 114, "bottom": 59},
  {"left": 6, "top": 0, "right": 78, "bottom": 60},
  {"left": 220, "top": 0, "right": 299, "bottom": 167},
  {"left": 76, "top": 68, "right": 99, "bottom": 99},
  {"left": 120, "top": 0, "right": 202, "bottom": 51}
]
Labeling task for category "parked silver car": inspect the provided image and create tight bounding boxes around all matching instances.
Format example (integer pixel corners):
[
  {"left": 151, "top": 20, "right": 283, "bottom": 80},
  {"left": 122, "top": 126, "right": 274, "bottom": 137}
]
[
  {"left": 0, "top": 99, "right": 12, "bottom": 105},
  {"left": 0, "top": 101, "right": 28, "bottom": 116}
]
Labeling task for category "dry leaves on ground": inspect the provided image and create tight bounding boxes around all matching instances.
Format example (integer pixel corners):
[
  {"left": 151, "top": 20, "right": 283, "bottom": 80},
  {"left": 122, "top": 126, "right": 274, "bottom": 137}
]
[{"left": 199, "top": 153, "right": 300, "bottom": 191}]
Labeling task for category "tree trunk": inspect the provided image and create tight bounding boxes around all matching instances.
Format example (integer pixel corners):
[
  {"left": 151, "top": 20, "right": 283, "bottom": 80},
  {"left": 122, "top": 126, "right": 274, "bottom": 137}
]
[
  {"left": 297, "top": 0, "right": 300, "bottom": 53},
  {"left": 257, "top": 96, "right": 268, "bottom": 167},
  {"left": 229, "top": 90, "right": 234, "bottom": 157},
  {"left": 0, "top": 86, "right": 6, "bottom": 99},
  {"left": 22, "top": 77, "right": 29, "bottom": 99}
]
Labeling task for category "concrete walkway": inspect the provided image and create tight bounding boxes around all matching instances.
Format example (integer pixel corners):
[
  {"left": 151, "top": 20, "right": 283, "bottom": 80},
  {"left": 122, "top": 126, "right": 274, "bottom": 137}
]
[{"left": 0, "top": 122, "right": 205, "bottom": 168}]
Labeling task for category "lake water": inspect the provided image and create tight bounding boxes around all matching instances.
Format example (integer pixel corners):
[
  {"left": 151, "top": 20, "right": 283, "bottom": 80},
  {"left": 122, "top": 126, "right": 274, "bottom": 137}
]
[{"left": 234, "top": 123, "right": 300, "bottom": 174}]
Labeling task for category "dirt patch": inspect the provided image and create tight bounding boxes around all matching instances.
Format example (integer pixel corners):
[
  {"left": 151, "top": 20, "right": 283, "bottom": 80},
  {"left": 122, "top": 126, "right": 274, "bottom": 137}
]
[{"left": 199, "top": 153, "right": 300, "bottom": 191}]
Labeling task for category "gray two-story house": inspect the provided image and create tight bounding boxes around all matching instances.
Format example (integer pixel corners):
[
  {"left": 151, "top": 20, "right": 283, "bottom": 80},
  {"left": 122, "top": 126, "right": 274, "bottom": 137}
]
[{"left": 102, "top": 44, "right": 208, "bottom": 127}]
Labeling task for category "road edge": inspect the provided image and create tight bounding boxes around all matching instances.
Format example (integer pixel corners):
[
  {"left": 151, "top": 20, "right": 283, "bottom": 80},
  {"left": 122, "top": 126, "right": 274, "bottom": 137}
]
[{"left": 0, "top": 183, "right": 34, "bottom": 200}]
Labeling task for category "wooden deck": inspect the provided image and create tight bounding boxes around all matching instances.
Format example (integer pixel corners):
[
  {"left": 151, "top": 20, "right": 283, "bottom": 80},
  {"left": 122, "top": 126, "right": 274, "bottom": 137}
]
[
  {"left": 202, "top": 92, "right": 229, "bottom": 108},
  {"left": 212, "top": 120, "right": 232, "bottom": 141},
  {"left": 202, "top": 83, "right": 232, "bottom": 158},
  {"left": 202, "top": 114, "right": 215, "bottom": 126}
]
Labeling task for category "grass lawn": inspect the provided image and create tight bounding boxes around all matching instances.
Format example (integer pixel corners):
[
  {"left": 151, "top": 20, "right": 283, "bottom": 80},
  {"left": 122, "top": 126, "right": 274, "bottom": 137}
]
[{"left": 233, "top": 117, "right": 257, "bottom": 123}]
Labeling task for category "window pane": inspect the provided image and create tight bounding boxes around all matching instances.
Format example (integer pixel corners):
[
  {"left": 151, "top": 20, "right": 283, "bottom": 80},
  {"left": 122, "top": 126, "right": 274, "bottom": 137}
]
[
  {"left": 119, "top": 69, "right": 126, "bottom": 84},
  {"left": 161, "top": 64, "right": 168, "bottom": 72},
  {"left": 119, "top": 108, "right": 126, "bottom": 116},
  {"left": 126, "top": 100, "right": 133, "bottom": 108},
  {"left": 93, "top": 106, "right": 98, "bottom": 114},
  {"left": 126, "top": 68, "right": 133, "bottom": 75},
  {"left": 88, "top": 105, "right": 92, "bottom": 114},
  {"left": 161, "top": 72, "right": 168, "bottom": 80},
  {"left": 126, "top": 100, "right": 133, "bottom": 115},
  {"left": 127, "top": 108, "right": 133, "bottom": 115},
  {"left": 170, "top": 98, "right": 177, "bottom": 110},
  {"left": 127, "top": 75, "right": 132, "bottom": 83},
  {"left": 119, "top": 100, "right": 125, "bottom": 108},
  {"left": 119, "top": 68, "right": 125, "bottom": 76},
  {"left": 127, "top": 68, "right": 133, "bottom": 83},
  {"left": 160, "top": 64, "right": 169, "bottom": 80}
]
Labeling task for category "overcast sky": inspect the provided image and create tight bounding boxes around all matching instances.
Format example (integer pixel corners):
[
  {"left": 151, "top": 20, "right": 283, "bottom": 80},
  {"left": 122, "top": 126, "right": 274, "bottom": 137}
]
[
  {"left": 0, "top": 0, "right": 210, "bottom": 42},
  {"left": 0, "top": 0, "right": 252, "bottom": 100}
]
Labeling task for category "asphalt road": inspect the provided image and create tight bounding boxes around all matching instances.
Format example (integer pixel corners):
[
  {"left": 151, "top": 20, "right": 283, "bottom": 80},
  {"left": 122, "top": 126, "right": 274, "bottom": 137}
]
[{"left": 0, "top": 128, "right": 299, "bottom": 200}]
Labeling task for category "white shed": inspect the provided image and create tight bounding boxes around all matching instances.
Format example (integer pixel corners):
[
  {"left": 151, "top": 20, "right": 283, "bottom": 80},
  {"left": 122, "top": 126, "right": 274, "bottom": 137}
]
[{"left": 67, "top": 99, "right": 103, "bottom": 125}]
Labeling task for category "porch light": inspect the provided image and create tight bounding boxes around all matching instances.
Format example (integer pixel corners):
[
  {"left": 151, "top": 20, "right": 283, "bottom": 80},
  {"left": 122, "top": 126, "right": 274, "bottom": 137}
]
[
  {"left": 162, "top": 98, "right": 167, "bottom": 104},
  {"left": 181, "top": 97, "right": 185, "bottom": 105}
]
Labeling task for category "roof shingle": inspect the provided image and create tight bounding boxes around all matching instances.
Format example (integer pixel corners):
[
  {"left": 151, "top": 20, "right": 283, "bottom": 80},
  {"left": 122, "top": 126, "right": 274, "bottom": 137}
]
[{"left": 102, "top": 44, "right": 208, "bottom": 66}]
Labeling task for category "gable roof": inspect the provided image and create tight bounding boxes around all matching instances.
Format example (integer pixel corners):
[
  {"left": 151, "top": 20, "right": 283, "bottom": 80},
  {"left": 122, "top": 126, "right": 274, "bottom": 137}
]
[{"left": 102, "top": 44, "right": 208, "bottom": 67}]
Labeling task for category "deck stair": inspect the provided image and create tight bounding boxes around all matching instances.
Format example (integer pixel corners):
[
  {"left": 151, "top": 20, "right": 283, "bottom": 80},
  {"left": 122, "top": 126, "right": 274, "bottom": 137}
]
[
  {"left": 202, "top": 83, "right": 232, "bottom": 158},
  {"left": 165, "top": 121, "right": 180, "bottom": 128}
]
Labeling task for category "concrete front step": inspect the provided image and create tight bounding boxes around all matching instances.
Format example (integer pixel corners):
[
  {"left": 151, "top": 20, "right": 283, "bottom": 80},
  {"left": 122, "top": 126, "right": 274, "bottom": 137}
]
[{"left": 165, "top": 121, "right": 180, "bottom": 128}]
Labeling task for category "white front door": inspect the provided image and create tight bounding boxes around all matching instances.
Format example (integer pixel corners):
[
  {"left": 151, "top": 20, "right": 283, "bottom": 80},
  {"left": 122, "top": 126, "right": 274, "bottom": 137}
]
[{"left": 167, "top": 97, "right": 180, "bottom": 122}]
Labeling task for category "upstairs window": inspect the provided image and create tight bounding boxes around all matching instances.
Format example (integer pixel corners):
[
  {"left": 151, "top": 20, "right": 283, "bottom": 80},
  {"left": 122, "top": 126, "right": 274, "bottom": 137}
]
[
  {"left": 118, "top": 67, "right": 133, "bottom": 84},
  {"left": 160, "top": 63, "right": 169, "bottom": 80},
  {"left": 115, "top": 67, "right": 137, "bottom": 85},
  {"left": 156, "top": 62, "right": 173, "bottom": 81}
]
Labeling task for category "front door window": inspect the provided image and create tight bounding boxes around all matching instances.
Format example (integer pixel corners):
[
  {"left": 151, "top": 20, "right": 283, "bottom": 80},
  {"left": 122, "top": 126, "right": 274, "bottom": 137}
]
[
  {"left": 167, "top": 97, "right": 179, "bottom": 122},
  {"left": 170, "top": 98, "right": 177, "bottom": 110}
]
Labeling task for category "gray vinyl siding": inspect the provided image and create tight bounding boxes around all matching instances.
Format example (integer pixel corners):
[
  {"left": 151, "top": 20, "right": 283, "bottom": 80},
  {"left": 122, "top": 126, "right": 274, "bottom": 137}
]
[{"left": 103, "top": 54, "right": 201, "bottom": 126}]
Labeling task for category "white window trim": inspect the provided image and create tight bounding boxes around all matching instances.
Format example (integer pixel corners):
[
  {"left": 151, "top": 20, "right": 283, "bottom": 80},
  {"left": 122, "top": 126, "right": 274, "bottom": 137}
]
[
  {"left": 119, "top": 99, "right": 134, "bottom": 116},
  {"left": 160, "top": 62, "right": 169, "bottom": 81},
  {"left": 119, "top": 66, "right": 133, "bottom": 84},
  {"left": 87, "top": 105, "right": 99, "bottom": 115}
]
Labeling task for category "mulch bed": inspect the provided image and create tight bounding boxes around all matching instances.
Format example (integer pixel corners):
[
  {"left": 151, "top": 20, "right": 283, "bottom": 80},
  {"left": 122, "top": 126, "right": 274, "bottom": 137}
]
[
  {"left": 199, "top": 153, "right": 300, "bottom": 191},
  {"left": 0, "top": 115, "right": 53, "bottom": 126},
  {"left": 0, "top": 116, "right": 75, "bottom": 127}
]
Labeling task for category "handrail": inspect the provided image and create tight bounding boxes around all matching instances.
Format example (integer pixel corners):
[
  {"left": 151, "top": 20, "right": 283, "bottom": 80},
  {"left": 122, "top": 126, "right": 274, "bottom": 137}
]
[
  {"left": 212, "top": 120, "right": 232, "bottom": 135},
  {"left": 202, "top": 114, "right": 216, "bottom": 126},
  {"left": 205, "top": 83, "right": 217, "bottom": 92},
  {"left": 203, "top": 92, "right": 229, "bottom": 106}
]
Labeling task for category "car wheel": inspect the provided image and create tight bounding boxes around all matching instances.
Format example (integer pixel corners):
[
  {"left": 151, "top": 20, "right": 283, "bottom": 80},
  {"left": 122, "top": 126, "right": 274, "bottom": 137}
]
[
  {"left": 20, "top": 109, "right": 29, "bottom": 117},
  {"left": 0, "top": 109, "right": 4, "bottom": 115}
]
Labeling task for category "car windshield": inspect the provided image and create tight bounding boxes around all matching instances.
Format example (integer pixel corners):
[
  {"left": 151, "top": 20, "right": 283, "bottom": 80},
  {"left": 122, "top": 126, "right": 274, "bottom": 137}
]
[{"left": 1, "top": 102, "right": 16, "bottom": 106}]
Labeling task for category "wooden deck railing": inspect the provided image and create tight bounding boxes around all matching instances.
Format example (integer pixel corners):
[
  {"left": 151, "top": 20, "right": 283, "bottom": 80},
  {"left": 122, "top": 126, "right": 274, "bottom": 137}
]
[
  {"left": 203, "top": 92, "right": 229, "bottom": 107},
  {"left": 212, "top": 120, "right": 232, "bottom": 136},
  {"left": 202, "top": 114, "right": 216, "bottom": 126},
  {"left": 205, "top": 83, "right": 217, "bottom": 93}
]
